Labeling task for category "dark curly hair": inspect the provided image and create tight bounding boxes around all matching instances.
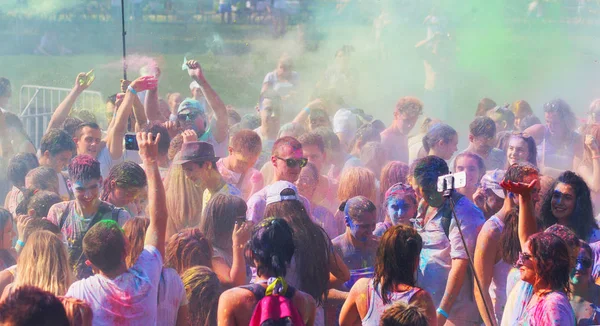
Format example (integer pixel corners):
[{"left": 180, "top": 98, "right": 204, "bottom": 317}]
[{"left": 540, "top": 171, "right": 596, "bottom": 242}]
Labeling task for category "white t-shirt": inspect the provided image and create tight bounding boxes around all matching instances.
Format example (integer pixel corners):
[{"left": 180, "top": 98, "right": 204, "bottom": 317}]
[
  {"left": 66, "top": 245, "right": 163, "bottom": 326},
  {"left": 157, "top": 268, "right": 188, "bottom": 326},
  {"left": 97, "top": 147, "right": 143, "bottom": 180}
]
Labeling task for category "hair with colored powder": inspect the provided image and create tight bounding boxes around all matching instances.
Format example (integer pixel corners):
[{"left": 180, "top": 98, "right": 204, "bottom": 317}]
[
  {"left": 271, "top": 136, "right": 302, "bottom": 157},
  {"left": 247, "top": 218, "right": 295, "bottom": 278},
  {"left": 360, "top": 141, "right": 388, "bottom": 176},
  {"left": 68, "top": 155, "right": 101, "bottom": 183},
  {"left": 75, "top": 111, "right": 97, "bottom": 124},
  {"left": 374, "top": 224, "right": 423, "bottom": 304},
  {"left": 421, "top": 123, "right": 457, "bottom": 153},
  {"left": 380, "top": 161, "right": 410, "bottom": 211},
  {"left": 16, "top": 190, "right": 62, "bottom": 218},
  {"left": 8, "top": 152, "right": 39, "bottom": 189},
  {"left": 230, "top": 129, "right": 262, "bottom": 155},
  {"left": 16, "top": 230, "right": 73, "bottom": 297},
  {"left": 540, "top": 171, "right": 596, "bottom": 241},
  {"left": 500, "top": 163, "right": 540, "bottom": 265},
  {"left": 298, "top": 162, "right": 319, "bottom": 188},
  {"left": 199, "top": 194, "right": 247, "bottom": 251},
  {"left": 0, "top": 286, "right": 70, "bottom": 326},
  {"left": 528, "top": 232, "right": 572, "bottom": 294},
  {"left": 312, "top": 127, "right": 341, "bottom": 154},
  {"left": 338, "top": 167, "right": 377, "bottom": 203},
  {"left": 60, "top": 297, "right": 92, "bottom": 326},
  {"left": 380, "top": 302, "right": 429, "bottom": 326},
  {"left": 469, "top": 116, "right": 496, "bottom": 139},
  {"left": 101, "top": 161, "right": 147, "bottom": 202},
  {"left": 475, "top": 97, "right": 497, "bottom": 116},
  {"left": 264, "top": 189, "right": 331, "bottom": 305},
  {"left": 123, "top": 217, "right": 150, "bottom": 269},
  {"left": 83, "top": 220, "right": 126, "bottom": 273},
  {"left": 25, "top": 166, "right": 59, "bottom": 193},
  {"left": 341, "top": 195, "right": 377, "bottom": 224},
  {"left": 40, "top": 129, "right": 76, "bottom": 157},
  {"left": 182, "top": 266, "right": 222, "bottom": 326},
  {"left": 166, "top": 228, "right": 213, "bottom": 274}
]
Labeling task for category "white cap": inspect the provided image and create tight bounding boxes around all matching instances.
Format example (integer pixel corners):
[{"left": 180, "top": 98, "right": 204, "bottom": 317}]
[
  {"left": 480, "top": 169, "right": 506, "bottom": 199},
  {"left": 189, "top": 81, "right": 201, "bottom": 90},
  {"left": 333, "top": 108, "right": 358, "bottom": 144},
  {"left": 266, "top": 181, "right": 299, "bottom": 206}
]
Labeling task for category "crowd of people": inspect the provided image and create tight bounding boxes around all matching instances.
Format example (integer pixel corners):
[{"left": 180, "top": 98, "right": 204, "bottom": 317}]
[{"left": 1, "top": 49, "right": 600, "bottom": 326}]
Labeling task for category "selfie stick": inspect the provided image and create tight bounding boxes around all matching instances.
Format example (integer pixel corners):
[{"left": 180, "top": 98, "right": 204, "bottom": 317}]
[
  {"left": 120, "top": 0, "right": 128, "bottom": 80},
  {"left": 440, "top": 176, "right": 495, "bottom": 325}
]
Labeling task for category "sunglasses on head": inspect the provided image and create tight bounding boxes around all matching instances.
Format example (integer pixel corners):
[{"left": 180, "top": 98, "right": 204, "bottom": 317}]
[{"left": 276, "top": 156, "right": 308, "bottom": 168}]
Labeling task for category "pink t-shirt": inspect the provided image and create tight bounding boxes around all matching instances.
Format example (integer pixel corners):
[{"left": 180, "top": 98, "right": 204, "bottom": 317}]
[
  {"left": 66, "top": 245, "right": 163, "bottom": 326},
  {"left": 518, "top": 291, "right": 575, "bottom": 326},
  {"left": 216, "top": 158, "right": 264, "bottom": 201}
]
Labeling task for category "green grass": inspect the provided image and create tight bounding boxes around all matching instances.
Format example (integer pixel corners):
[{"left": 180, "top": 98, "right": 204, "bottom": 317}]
[{"left": 2, "top": 16, "right": 600, "bottom": 143}]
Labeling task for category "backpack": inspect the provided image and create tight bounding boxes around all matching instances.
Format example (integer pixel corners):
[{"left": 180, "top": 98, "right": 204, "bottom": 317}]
[
  {"left": 241, "top": 278, "right": 306, "bottom": 326},
  {"left": 59, "top": 201, "right": 122, "bottom": 279}
]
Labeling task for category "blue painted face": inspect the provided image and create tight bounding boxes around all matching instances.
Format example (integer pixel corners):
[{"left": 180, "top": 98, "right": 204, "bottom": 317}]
[
  {"left": 345, "top": 213, "right": 376, "bottom": 242},
  {"left": 386, "top": 196, "right": 417, "bottom": 226}
]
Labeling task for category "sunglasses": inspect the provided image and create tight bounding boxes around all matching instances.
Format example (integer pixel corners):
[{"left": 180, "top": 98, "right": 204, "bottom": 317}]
[
  {"left": 577, "top": 258, "right": 593, "bottom": 269},
  {"left": 276, "top": 156, "right": 308, "bottom": 168},
  {"left": 177, "top": 112, "right": 200, "bottom": 121}
]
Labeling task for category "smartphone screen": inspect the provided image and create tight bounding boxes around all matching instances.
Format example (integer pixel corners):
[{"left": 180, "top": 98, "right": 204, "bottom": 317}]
[{"left": 124, "top": 133, "right": 139, "bottom": 151}]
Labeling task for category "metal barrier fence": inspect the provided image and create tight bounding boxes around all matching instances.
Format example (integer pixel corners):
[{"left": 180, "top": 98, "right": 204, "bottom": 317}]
[{"left": 19, "top": 85, "right": 104, "bottom": 148}]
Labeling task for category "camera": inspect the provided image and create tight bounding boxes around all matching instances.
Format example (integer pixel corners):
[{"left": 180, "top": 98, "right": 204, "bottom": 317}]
[{"left": 437, "top": 171, "right": 467, "bottom": 193}]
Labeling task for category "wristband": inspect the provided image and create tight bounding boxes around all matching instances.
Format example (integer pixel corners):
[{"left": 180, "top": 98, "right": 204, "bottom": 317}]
[
  {"left": 127, "top": 85, "right": 138, "bottom": 95},
  {"left": 436, "top": 308, "right": 449, "bottom": 319},
  {"left": 303, "top": 107, "right": 310, "bottom": 114},
  {"left": 16, "top": 239, "right": 25, "bottom": 248}
]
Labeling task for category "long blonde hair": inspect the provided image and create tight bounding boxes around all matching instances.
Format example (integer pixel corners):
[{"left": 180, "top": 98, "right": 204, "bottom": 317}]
[
  {"left": 16, "top": 230, "right": 72, "bottom": 296},
  {"left": 337, "top": 167, "right": 377, "bottom": 203},
  {"left": 164, "top": 159, "right": 205, "bottom": 238}
]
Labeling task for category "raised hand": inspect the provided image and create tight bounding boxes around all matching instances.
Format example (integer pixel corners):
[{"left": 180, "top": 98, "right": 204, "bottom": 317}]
[
  {"left": 16, "top": 214, "right": 32, "bottom": 244},
  {"left": 186, "top": 60, "right": 204, "bottom": 80},
  {"left": 232, "top": 220, "right": 252, "bottom": 249},
  {"left": 500, "top": 179, "right": 538, "bottom": 196},
  {"left": 163, "top": 120, "right": 181, "bottom": 139},
  {"left": 137, "top": 132, "right": 161, "bottom": 164},
  {"left": 75, "top": 70, "right": 94, "bottom": 92},
  {"left": 181, "top": 129, "right": 198, "bottom": 143},
  {"left": 585, "top": 134, "right": 600, "bottom": 155},
  {"left": 130, "top": 75, "right": 158, "bottom": 93}
]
